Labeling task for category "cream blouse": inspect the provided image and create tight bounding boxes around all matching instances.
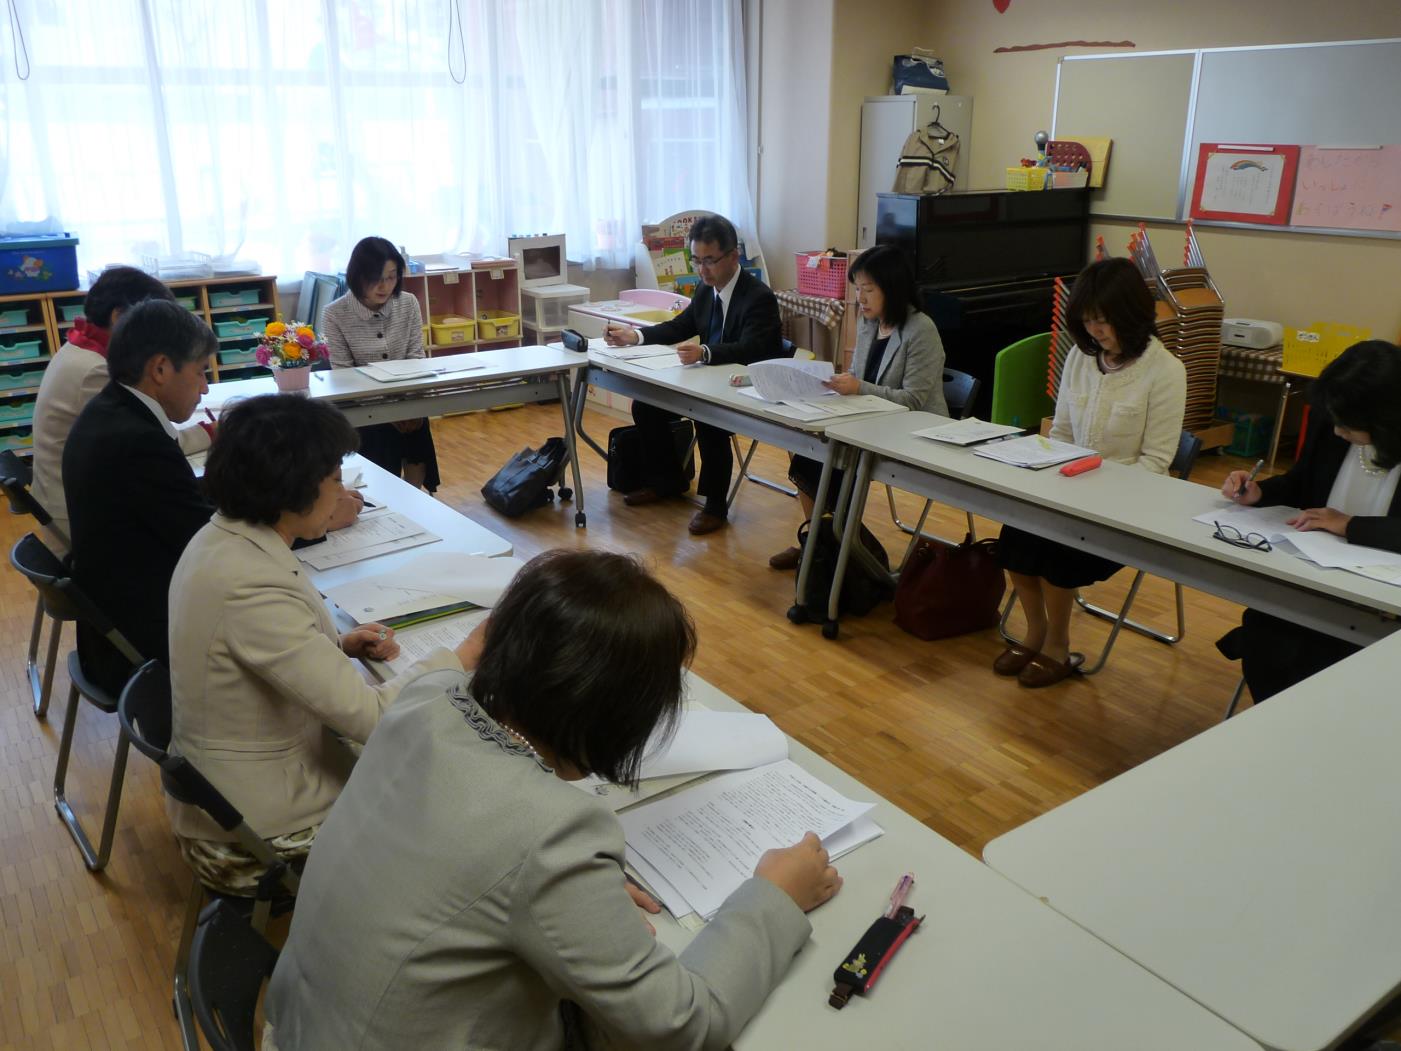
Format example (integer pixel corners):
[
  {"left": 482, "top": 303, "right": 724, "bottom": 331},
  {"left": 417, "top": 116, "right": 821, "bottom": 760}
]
[{"left": 1049, "top": 335, "right": 1187, "bottom": 475}]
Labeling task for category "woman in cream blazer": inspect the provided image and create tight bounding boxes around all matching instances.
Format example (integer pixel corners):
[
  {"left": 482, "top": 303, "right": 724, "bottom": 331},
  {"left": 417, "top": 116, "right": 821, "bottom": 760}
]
[
  {"left": 995, "top": 258, "right": 1186, "bottom": 688},
  {"left": 265, "top": 550, "right": 842, "bottom": 1051},
  {"left": 167, "top": 395, "right": 472, "bottom": 893}
]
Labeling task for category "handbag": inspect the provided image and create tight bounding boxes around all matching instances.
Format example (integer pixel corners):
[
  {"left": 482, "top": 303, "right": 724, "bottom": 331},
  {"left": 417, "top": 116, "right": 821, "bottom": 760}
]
[
  {"left": 480, "top": 437, "right": 568, "bottom": 517},
  {"left": 893, "top": 534, "right": 1005, "bottom": 640}
]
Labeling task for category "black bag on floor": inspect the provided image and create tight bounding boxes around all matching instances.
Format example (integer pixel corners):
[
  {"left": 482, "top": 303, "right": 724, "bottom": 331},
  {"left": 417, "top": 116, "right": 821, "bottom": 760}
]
[
  {"left": 795, "top": 513, "right": 894, "bottom": 619},
  {"left": 607, "top": 421, "right": 695, "bottom": 493},
  {"left": 481, "top": 437, "right": 568, "bottom": 517}
]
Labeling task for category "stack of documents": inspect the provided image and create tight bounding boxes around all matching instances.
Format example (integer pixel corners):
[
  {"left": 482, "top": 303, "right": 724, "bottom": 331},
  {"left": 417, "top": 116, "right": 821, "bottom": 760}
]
[
  {"left": 573, "top": 707, "right": 789, "bottom": 811},
  {"left": 914, "top": 417, "right": 1025, "bottom": 446},
  {"left": 355, "top": 359, "right": 484, "bottom": 382},
  {"left": 973, "top": 435, "right": 1095, "bottom": 469},
  {"left": 1193, "top": 504, "right": 1401, "bottom": 585},
  {"left": 321, "top": 552, "right": 524, "bottom": 626},
  {"left": 591, "top": 342, "right": 680, "bottom": 363},
  {"left": 619, "top": 759, "right": 882, "bottom": 921},
  {"left": 295, "top": 507, "right": 439, "bottom": 571},
  {"left": 749, "top": 358, "right": 835, "bottom": 401},
  {"left": 369, "top": 608, "right": 491, "bottom": 679}
]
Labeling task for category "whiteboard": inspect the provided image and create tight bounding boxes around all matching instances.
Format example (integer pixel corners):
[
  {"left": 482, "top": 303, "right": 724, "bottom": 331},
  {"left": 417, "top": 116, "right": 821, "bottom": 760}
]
[
  {"left": 1053, "top": 37, "right": 1401, "bottom": 237},
  {"left": 1053, "top": 51, "right": 1197, "bottom": 221}
]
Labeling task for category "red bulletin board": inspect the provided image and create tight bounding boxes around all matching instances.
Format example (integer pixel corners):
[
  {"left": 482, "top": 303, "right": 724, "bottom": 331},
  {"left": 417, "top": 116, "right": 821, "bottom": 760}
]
[{"left": 1190, "top": 143, "right": 1300, "bottom": 225}]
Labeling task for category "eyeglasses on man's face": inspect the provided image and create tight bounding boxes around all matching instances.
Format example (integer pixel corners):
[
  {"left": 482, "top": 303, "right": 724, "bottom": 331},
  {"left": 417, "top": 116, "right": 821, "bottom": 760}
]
[
  {"left": 692, "top": 248, "right": 735, "bottom": 270},
  {"left": 1212, "top": 521, "right": 1272, "bottom": 552}
]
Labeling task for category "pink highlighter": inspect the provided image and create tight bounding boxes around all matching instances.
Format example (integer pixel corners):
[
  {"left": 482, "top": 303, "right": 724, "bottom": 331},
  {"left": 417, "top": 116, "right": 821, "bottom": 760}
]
[{"left": 1060, "top": 455, "right": 1103, "bottom": 477}]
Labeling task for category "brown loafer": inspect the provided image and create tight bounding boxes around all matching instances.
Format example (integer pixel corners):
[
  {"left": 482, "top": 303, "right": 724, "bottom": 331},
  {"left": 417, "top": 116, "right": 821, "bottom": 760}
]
[
  {"left": 624, "top": 487, "right": 661, "bottom": 507},
  {"left": 768, "top": 546, "right": 802, "bottom": 570},
  {"left": 993, "top": 643, "right": 1037, "bottom": 676},
  {"left": 688, "top": 510, "right": 727, "bottom": 535},
  {"left": 1017, "top": 652, "right": 1085, "bottom": 688}
]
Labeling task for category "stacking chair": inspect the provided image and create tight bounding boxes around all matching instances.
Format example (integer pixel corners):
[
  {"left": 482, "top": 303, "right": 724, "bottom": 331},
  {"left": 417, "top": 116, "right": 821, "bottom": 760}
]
[
  {"left": 118, "top": 660, "right": 300, "bottom": 1051},
  {"left": 885, "top": 369, "right": 983, "bottom": 561},
  {"left": 0, "top": 450, "right": 73, "bottom": 717},
  {"left": 9, "top": 532, "right": 141, "bottom": 870},
  {"left": 990, "top": 332, "right": 1055, "bottom": 428},
  {"left": 999, "top": 430, "right": 1204, "bottom": 675},
  {"left": 188, "top": 899, "right": 280, "bottom": 1051}
]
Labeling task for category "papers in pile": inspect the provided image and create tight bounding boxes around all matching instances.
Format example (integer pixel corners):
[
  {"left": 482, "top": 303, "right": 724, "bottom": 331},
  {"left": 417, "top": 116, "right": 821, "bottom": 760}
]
[
  {"left": 321, "top": 552, "right": 524, "bottom": 624},
  {"left": 295, "top": 506, "right": 440, "bottom": 571},
  {"left": 1193, "top": 504, "right": 1401, "bottom": 585},
  {"left": 734, "top": 358, "right": 905, "bottom": 422}
]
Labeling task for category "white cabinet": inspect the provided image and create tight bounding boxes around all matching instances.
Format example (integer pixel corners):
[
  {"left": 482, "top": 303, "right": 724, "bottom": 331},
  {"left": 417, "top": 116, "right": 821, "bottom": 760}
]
[{"left": 857, "top": 94, "right": 973, "bottom": 249}]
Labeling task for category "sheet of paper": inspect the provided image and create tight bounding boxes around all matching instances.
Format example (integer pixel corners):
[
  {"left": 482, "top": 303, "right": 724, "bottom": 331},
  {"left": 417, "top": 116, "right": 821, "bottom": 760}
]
[
  {"left": 644, "top": 709, "right": 788, "bottom": 779},
  {"left": 973, "top": 435, "right": 1095, "bottom": 469},
  {"left": 809, "top": 394, "right": 904, "bottom": 418},
  {"left": 596, "top": 343, "right": 680, "bottom": 362},
  {"left": 618, "top": 759, "right": 875, "bottom": 919},
  {"left": 343, "top": 466, "right": 365, "bottom": 489},
  {"left": 632, "top": 353, "right": 686, "bottom": 371},
  {"left": 1344, "top": 563, "right": 1401, "bottom": 586},
  {"left": 748, "top": 358, "right": 834, "bottom": 402},
  {"left": 322, "top": 553, "right": 523, "bottom": 623},
  {"left": 357, "top": 359, "right": 485, "bottom": 382},
  {"left": 1191, "top": 504, "right": 1302, "bottom": 543},
  {"left": 1277, "top": 529, "right": 1401, "bottom": 570},
  {"left": 759, "top": 401, "right": 830, "bottom": 422},
  {"left": 295, "top": 511, "right": 438, "bottom": 571},
  {"left": 914, "top": 417, "right": 1025, "bottom": 446},
  {"left": 367, "top": 609, "right": 489, "bottom": 680}
]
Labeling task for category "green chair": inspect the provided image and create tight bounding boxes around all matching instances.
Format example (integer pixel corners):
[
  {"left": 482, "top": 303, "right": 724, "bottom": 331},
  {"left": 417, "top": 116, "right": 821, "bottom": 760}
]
[{"left": 991, "top": 332, "right": 1054, "bottom": 429}]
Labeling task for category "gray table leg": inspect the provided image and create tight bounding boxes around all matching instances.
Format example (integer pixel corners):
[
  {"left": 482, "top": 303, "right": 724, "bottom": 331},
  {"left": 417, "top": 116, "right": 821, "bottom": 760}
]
[
  {"left": 572, "top": 370, "right": 610, "bottom": 462},
  {"left": 789, "top": 441, "right": 839, "bottom": 625},
  {"left": 825, "top": 450, "right": 876, "bottom": 636},
  {"left": 558, "top": 373, "right": 587, "bottom": 528}
]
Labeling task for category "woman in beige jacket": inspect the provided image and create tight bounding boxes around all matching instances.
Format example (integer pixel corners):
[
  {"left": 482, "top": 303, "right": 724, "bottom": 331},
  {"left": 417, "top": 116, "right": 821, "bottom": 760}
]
[
  {"left": 166, "top": 394, "right": 474, "bottom": 893},
  {"left": 995, "top": 258, "right": 1186, "bottom": 688}
]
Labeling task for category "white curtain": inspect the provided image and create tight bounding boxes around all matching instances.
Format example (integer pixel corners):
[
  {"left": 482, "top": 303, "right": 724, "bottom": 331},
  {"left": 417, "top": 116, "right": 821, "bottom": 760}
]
[{"left": 0, "top": 0, "right": 752, "bottom": 278}]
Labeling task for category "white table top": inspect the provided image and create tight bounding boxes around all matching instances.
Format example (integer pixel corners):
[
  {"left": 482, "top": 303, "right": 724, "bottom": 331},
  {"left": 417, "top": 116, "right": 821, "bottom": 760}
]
[
  {"left": 306, "top": 453, "right": 512, "bottom": 595},
  {"left": 585, "top": 353, "right": 908, "bottom": 437},
  {"left": 654, "top": 676, "right": 1261, "bottom": 1050},
  {"left": 826, "top": 411, "right": 1401, "bottom": 631},
  {"left": 983, "top": 630, "right": 1401, "bottom": 1051},
  {"left": 203, "top": 345, "right": 588, "bottom": 410}
]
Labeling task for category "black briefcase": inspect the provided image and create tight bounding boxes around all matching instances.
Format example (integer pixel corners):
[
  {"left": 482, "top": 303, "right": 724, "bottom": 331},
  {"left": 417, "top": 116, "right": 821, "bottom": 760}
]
[{"left": 607, "top": 421, "right": 695, "bottom": 493}]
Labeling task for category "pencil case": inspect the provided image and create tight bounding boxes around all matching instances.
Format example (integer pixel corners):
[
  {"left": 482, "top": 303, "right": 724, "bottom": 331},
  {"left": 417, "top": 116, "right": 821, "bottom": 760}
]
[{"left": 1060, "top": 455, "right": 1102, "bottom": 476}]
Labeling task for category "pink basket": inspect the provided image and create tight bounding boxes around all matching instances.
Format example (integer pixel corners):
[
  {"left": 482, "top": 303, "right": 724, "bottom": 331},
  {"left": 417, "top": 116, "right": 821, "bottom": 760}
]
[{"left": 795, "top": 252, "right": 848, "bottom": 298}]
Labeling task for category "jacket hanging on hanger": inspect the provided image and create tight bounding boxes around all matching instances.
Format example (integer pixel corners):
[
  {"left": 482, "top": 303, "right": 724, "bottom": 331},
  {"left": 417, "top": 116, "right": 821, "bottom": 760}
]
[{"left": 893, "top": 109, "right": 959, "bottom": 195}]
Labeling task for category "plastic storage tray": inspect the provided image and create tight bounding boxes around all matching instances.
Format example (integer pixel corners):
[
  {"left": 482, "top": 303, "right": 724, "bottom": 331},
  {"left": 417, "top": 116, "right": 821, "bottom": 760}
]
[
  {"left": 0, "top": 234, "right": 80, "bottom": 294},
  {"left": 0, "top": 340, "right": 43, "bottom": 361},
  {"left": 59, "top": 303, "right": 85, "bottom": 322},
  {"left": 794, "top": 252, "right": 849, "bottom": 298},
  {"left": 210, "top": 289, "right": 261, "bottom": 307},
  {"left": 214, "top": 319, "right": 264, "bottom": 338},
  {"left": 476, "top": 310, "right": 520, "bottom": 339},
  {"left": 0, "top": 427, "right": 34, "bottom": 452},
  {"left": 430, "top": 315, "right": 476, "bottom": 345},
  {"left": 0, "top": 370, "right": 45, "bottom": 391},
  {"left": 0, "top": 399, "right": 35, "bottom": 424},
  {"left": 0, "top": 308, "right": 28, "bottom": 328}
]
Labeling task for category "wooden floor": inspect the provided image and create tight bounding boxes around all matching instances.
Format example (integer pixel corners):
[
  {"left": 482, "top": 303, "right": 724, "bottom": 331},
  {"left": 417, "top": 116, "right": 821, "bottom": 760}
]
[{"left": 0, "top": 399, "right": 1338, "bottom": 1049}]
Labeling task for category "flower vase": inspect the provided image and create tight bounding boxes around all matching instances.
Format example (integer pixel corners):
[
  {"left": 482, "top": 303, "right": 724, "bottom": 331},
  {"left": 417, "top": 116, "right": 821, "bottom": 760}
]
[{"left": 272, "top": 365, "right": 312, "bottom": 394}]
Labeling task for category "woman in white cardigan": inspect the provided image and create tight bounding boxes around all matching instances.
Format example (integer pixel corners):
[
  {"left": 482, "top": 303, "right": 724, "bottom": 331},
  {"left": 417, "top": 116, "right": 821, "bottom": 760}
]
[
  {"left": 995, "top": 258, "right": 1186, "bottom": 688},
  {"left": 167, "top": 394, "right": 474, "bottom": 893}
]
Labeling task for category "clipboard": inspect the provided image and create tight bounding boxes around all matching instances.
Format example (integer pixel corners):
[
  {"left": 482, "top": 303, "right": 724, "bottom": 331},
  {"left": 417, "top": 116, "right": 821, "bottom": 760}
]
[{"left": 1189, "top": 143, "right": 1300, "bottom": 226}]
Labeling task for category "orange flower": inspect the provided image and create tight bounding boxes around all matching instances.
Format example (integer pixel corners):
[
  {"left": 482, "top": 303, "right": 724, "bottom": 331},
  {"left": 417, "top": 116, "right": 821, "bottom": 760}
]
[
  {"left": 283, "top": 342, "right": 304, "bottom": 360},
  {"left": 266, "top": 321, "right": 288, "bottom": 337},
  {"left": 294, "top": 325, "right": 315, "bottom": 340}
]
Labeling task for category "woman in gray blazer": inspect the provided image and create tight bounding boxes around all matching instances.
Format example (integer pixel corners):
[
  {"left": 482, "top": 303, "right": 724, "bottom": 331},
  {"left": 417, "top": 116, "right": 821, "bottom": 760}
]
[
  {"left": 168, "top": 395, "right": 474, "bottom": 895},
  {"left": 264, "top": 550, "right": 842, "bottom": 1051},
  {"left": 771, "top": 246, "right": 948, "bottom": 569}
]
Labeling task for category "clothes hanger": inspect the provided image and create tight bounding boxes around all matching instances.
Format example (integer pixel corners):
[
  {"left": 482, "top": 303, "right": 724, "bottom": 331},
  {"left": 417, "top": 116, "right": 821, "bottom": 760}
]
[{"left": 926, "top": 104, "right": 951, "bottom": 140}]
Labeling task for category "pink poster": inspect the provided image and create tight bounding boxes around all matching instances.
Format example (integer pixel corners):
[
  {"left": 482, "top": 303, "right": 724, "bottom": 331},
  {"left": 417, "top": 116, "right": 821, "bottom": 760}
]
[{"left": 1291, "top": 145, "right": 1401, "bottom": 233}]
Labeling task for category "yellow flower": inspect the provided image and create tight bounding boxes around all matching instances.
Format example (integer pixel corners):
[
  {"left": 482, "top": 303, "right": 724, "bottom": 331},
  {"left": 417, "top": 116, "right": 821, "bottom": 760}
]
[
  {"left": 295, "top": 325, "right": 315, "bottom": 340},
  {"left": 282, "top": 342, "right": 304, "bottom": 360},
  {"left": 266, "top": 321, "right": 288, "bottom": 337}
]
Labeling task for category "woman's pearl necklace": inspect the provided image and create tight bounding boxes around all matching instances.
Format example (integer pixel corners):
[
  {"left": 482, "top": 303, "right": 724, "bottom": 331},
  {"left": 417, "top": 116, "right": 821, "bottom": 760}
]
[
  {"left": 1099, "top": 350, "right": 1128, "bottom": 373},
  {"left": 1358, "top": 444, "right": 1388, "bottom": 477},
  {"left": 501, "top": 724, "right": 539, "bottom": 757}
]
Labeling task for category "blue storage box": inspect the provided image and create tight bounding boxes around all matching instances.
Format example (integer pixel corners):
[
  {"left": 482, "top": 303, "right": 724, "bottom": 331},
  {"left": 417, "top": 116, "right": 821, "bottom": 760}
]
[{"left": 0, "top": 234, "right": 80, "bottom": 295}]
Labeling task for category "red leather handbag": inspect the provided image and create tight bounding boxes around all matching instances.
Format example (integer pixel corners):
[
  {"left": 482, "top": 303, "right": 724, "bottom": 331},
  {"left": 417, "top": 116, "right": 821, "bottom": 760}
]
[{"left": 893, "top": 534, "right": 1005, "bottom": 641}]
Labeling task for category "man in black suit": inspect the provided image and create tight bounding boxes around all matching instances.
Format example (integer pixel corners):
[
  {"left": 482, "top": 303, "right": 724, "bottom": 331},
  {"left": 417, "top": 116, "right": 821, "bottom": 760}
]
[
  {"left": 63, "top": 299, "right": 362, "bottom": 693},
  {"left": 604, "top": 214, "right": 782, "bottom": 535}
]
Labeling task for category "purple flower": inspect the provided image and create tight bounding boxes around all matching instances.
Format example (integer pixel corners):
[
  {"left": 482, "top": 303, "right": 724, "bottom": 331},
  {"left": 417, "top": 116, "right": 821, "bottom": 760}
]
[
  {"left": 255, "top": 346, "right": 272, "bottom": 366},
  {"left": 296, "top": 331, "right": 314, "bottom": 348}
]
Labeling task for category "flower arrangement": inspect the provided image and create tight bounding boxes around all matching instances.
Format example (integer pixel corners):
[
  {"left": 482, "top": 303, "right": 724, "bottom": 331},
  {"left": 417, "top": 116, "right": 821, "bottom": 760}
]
[{"left": 255, "top": 320, "right": 329, "bottom": 370}]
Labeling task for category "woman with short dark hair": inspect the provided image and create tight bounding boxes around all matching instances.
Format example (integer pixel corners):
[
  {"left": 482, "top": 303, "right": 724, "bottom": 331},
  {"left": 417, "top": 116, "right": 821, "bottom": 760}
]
[
  {"left": 166, "top": 394, "right": 475, "bottom": 894},
  {"left": 264, "top": 549, "right": 843, "bottom": 1051},
  {"left": 770, "top": 245, "right": 948, "bottom": 569},
  {"left": 1218, "top": 339, "right": 1401, "bottom": 702},
  {"left": 322, "top": 236, "right": 441, "bottom": 491},
  {"left": 993, "top": 257, "right": 1187, "bottom": 688}
]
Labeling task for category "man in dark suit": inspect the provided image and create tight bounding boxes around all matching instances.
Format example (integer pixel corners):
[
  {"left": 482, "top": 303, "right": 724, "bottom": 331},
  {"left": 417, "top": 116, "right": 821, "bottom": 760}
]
[
  {"left": 63, "top": 299, "right": 362, "bottom": 694},
  {"left": 604, "top": 214, "right": 782, "bottom": 535}
]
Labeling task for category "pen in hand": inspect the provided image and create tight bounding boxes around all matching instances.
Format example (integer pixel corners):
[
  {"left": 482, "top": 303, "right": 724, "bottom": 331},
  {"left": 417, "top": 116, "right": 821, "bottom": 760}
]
[{"left": 1236, "top": 458, "right": 1265, "bottom": 498}]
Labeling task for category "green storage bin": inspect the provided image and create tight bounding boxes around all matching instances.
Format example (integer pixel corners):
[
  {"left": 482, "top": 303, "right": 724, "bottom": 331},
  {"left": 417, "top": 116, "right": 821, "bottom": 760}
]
[
  {"left": 0, "top": 427, "right": 33, "bottom": 451},
  {"left": 214, "top": 318, "right": 263, "bottom": 338},
  {"left": 0, "top": 340, "right": 42, "bottom": 361},
  {"left": 218, "top": 348, "right": 259, "bottom": 366},
  {"left": 0, "top": 307, "right": 28, "bottom": 328},
  {"left": 0, "top": 369, "right": 45, "bottom": 391},
  {"left": 210, "top": 289, "right": 260, "bottom": 307},
  {"left": 59, "top": 303, "right": 85, "bottom": 322},
  {"left": 175, "top": 296, "right": 198, "bottom": 311},
  {"left": 0, "top": 398, "right": 35, "bottom": 424}
]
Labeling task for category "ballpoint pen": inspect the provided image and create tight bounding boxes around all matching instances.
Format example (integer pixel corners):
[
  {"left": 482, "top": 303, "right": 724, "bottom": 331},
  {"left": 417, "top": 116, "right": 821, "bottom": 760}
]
[{"left": 1237, "top": 458, "right": 1265, "bottom": 498}]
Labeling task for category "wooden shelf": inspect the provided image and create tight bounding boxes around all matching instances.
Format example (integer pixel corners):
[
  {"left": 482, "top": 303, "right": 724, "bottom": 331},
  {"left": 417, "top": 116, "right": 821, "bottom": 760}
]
[
  {"left": 0, "top": 325, "right": 48, "bottom": 335},
  {"left": 0, "top": 356, "right": 50, "bottom": 368}
]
